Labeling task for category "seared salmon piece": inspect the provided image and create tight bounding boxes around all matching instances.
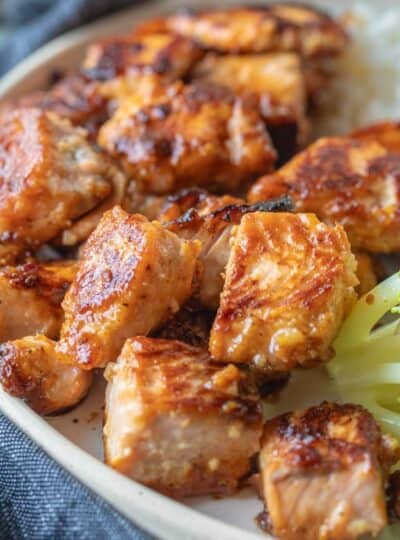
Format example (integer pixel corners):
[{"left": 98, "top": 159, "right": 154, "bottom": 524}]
[
  {"left": 57, "top": 206, "right": 200, "bottom": 369},
  {"left": 83, "top": 31, "right": 203, "bottom": 81},
  {"left": 258, "top": 402, "right": 399, "bottom": 540},
  {"left": 165, "top": 204, "right": 238, "bottom": 310},
  {"left": 209, "top": 212, "right": 358, "bottom": 374},
  {"left": 98, "top": 82, "right": 276, "bottom": 195},
  {"left": 0, "top": 335, "right": 92, "bottom": 415},
  {"left": 350, "top": 121, "right": 400, "bottom": 153},
  {"left": 0, "top": 260, "right": 76, "bottom": 341},
  {"left": 1, "top": 75, "right": 108, "bottom": 138},
  {"left": 123, "top": 188, "right": 242, "bottom": 224},
  {"left": 248, "top": 137, "right": 400, "bottom": 253},
  {"left": 193, "top": 52, "right": 308, "bottom": 162},
  {"left": 122, "top": 186, "right": 243, "bottom": 230},
  {"left": 167, "top": 5, "right": 348, "bottom": 57},
  {"left": 56, "top": 165, "right": 128, "bottom": 248},
  {"left": 0, "top": 108, "right": 119, "bottom": 263},
  {"left": 104, "top": 337, "right": 262, "bottom": 497},
  {"left": 167, "top": 198, "right": 292, "bottom": 310},
  {"left": 83, "top": 31, "right": 203, "bottom": 101}
]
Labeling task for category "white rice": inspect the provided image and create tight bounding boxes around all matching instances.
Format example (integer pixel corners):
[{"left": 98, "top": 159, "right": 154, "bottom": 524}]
[{"left": 312, "top": 2, "right": 400, "bottom": 138}]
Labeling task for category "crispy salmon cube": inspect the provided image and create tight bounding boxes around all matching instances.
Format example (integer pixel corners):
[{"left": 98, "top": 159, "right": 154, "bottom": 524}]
[
  {"left": 1, "top": 75, "right": 108, "bottom": 138},
  {"left": 0, "top": 335, "right": 92, "bottom": 415},
  {"left": 122, "top": 188, "right": 243, "bottom": 234},
  {"left": 83, "top": 32, "right": 203, "bottom": 82},
  {"left": 258, "top": 402, "right": 399, "bottom": 540},
  {"left": 0, "top": 108, "right": 118, "bottom": 263},
  {"left": 0, "top": 260, "right": 76, "bottom": 341},
  {"left": 209, "top": 212, "right": 358, "bottom": 374},
  {"left": 98, "top": 82, "right": 276, "bottom": 195},
  {"left": 167, "top": 198, "right": 292, "bottom": 310},
  {"left": 167, "top": 5, "right": 347, "bottom": 57},
  {"left": 83, "top": 31, "right": 203, "bottom": 102},
  {"left": 104, "top": 337, "right": 262, "bottom": 497},
  {"left": 57, "top": 206, "right": 200, "bottom": 369},
  {"left": 157, "top": 188, "right": 243, "bottom": 223},
  {"left": 166, "top": 203, "right": 238, "bottom": 310},
  {"left": 123, "top": 188, "right": 242, "bottom": 227},
  {"left": 248, "top": 137, "right": 400, "bottom": 253},
  {"left": 350, "top": 121, "right": 400, "bottom": 153},
  {"left": 193, "top": 52, "right": 308, "bottom": 162}
]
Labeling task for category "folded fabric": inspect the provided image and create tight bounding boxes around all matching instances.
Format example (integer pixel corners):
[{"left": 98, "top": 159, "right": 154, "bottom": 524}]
[{"left": 0, "top": 0, "right": 143, "bottom": 75}]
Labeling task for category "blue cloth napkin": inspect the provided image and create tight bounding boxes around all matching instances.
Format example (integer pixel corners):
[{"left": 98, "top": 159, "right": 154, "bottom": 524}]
[
  {"left": 0, "top": 414, "right": 154, "bottom": 540},
  {"left": 0, "top": 0, "right": 144, "bottom": 75},
  {"left": 0, "top": 1, "right": 156, "bottom": 538}
]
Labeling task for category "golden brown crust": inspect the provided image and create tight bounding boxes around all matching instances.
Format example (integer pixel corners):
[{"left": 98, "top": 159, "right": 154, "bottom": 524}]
[
  {"left": 0, "top": 335, "right": 92, "bottom": 415},
  {"left": 0, "top": 260, "right": 76, "bottom": 307},
  {"left": 0, "top": 108, "right": 114, "bottom": 263},
  {"left": 106, "top": 337, "right": 260, "bottom": 417},
  {"left": 82, "top": 31, "right": 203, "bottom": 103},
  {"left": 0, "top": 260, "right": 76, "bottom": 341},
  {"left": 2, "top": 75, "right": 108, "bottom": 138},
  {"left": 104, "top": 337, "right": 262, "bottom": 497},
  {"left": 209, "top": 212, "right": 358, "bottom": 373},
  {"left": 98, "top": 82, "right": 276, "bottom": 194},
  {"left": 259, "top": 402, "right": 395, "bottom": 540},
  {"left": 263, "top": 402, "right": 384, "bottom": 471},
  {"left": 167, "top": 5, "right": 348, "bottom": 57},
  {"left": 248, "top": 137, "right": 400, "bottom": 253},
  {"left": 157, "top": 188, "right": 243, "bottom": 223},
  {"left": 166, "top": 196, "right": 293, "bottom": 235},
  {"left": 123, "top": 187, "right": 243, "bottom": 226},
  {"left": 57, "top": 206, "right": 201, "bottom": 369},
  {"left": 83, "top": 32, "right": 203, "bottom": 82},
  {"left": 132, "top": 18, "right": 170, "bottom": 37},
  {"left": 350, "top": 121, "right": 400, "bottom": 153},
  {"left": 193, "top": 52, "right": 308, "bottom": 162}
]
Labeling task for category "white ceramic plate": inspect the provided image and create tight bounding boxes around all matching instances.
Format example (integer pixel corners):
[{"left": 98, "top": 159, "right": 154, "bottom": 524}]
[{"left": 0, "top": 1, "right": 391, "bottom": 539}]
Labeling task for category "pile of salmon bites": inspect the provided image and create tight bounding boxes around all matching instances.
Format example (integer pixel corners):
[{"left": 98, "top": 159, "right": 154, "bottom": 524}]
[{"left": 2, "top": 4, "right": 400, "bottom": 539}]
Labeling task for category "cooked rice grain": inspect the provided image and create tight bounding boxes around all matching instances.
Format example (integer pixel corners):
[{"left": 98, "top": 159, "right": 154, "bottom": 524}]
[{"left": 313, "top": 3, "right": 400, "bottom": 138}]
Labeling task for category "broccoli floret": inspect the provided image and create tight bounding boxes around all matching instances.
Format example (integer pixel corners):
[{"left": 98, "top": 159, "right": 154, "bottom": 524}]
[{"left": 328, "top": 271, "right": 400, "bottom": 438}]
